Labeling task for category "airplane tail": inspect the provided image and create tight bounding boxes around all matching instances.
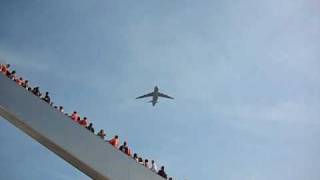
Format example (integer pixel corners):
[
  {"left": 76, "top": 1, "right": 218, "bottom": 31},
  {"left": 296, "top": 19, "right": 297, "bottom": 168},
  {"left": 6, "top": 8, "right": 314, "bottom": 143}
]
[{"left": 148, "top": 100, "right": 156, "bottom": 106}]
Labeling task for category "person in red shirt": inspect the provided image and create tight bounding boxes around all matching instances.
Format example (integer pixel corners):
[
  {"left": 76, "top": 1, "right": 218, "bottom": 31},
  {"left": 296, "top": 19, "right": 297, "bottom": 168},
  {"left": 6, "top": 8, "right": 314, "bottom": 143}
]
[
  {"left": 126, "top": 147, "right": 132, "bottom": 157},
  {"left": 70, "top": 111, "right": 79, "bottom": 122},
  {"left": 0, "top": 64, "right": 10, "bottom": 75},
  {"left": 79, "top": 117, "right": 88, "bottom": 127},
  {"left": 109, "top": 135, "right": 120, "bottom": 148},
  {"left": 15, "top": 77, "right": 24, "bottom": 86}
]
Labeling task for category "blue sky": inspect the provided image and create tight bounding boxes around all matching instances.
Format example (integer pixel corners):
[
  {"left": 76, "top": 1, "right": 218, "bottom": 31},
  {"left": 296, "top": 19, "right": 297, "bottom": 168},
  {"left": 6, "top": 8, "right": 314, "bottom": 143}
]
[{"left": 0, "top": 0, "right": 320, "bottom": 179}]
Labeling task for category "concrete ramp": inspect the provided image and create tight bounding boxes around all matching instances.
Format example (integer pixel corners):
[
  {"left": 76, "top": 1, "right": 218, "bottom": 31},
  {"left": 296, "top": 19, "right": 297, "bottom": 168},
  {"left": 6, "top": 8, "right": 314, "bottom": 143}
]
[{"left": 0, "top": 74, "right": 164, "bottom": 180}]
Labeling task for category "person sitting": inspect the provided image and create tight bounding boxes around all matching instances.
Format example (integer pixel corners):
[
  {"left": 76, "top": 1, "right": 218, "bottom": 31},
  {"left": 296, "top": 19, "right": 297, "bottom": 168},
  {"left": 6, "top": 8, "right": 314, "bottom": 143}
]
[
  {"left": 133, "top": 153, "right": 138, "bottom": 162},
  {"left": 144, "top": 159, "right": 149, "bottom": 168},
  {"left": 119, "top": 141, "right": 128, "bottom": 153},
  {"left": 59, "top": 106, "right": 64, "bottom": 113},
  {"left": 32, "top": 87, "right": 42, "bottom": 97},
  {"left": 108, "top": 135, "right": 119, "bottom": 148},
  {"left": 0, "top": 64, "right": 10, "bottom": 75},
  {"left": 97, "top": 129, "right": 106, "bottom": 139},
  {"left": 119, "top": 141, "right": 132, "bottom": 156},
  {"left": 79, "top": 117, "right": 88, "bottom": 127},
  {"left": 158, "top": 166, "right": 168, "bottom": 179},
  {"left": 150, "top": 160, "right": 158, "bottom": 173},
  {"left": 21, "top": 80, "right": 29, "bottom": 89},
  {"left": 168, "top": 177, "right": 173, "bottom": 180},
  {"left": 138, "top": 157, "right": 144, "bottom": 165},
  {"left": 15, "top": 77, "right": 24, "bottom": 86},
  {"left": 7, "top": 70, "right": 16, "bottom": 80},
  {"left": 42, "top": 92, "right": 51, "bottom": 103},
  {"left": 86, "top": 123, "right": 95, "bottom": 133},
  {"left": 70, "top": 111, "right": 79, "bottom": 122}
]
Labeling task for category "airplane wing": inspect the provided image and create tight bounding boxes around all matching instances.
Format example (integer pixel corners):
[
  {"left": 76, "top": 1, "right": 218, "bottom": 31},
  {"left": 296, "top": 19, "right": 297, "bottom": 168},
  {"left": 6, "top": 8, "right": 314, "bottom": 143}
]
[
  {"left": 158, "top": 92, "right": 174, "bottom": 99},
  {"left": 136, "top": 92, "right": 154, "bottom": 99}
]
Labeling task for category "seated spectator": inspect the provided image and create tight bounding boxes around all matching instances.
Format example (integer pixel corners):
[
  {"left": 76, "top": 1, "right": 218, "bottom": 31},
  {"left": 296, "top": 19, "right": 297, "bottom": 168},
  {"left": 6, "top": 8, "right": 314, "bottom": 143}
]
[
  {"left": 133, "top": 153, "right": 138, "bottom": 162},
  {"left": 42, "top": 92, "right": 51, "bottom": 103},
  {"left": 168, "top": 177, "right": 173, "bottom": 180},
  {"left": 15, "top": 77, "right": 24, "bottom": 86},
  {"left": 119, "top": 141, "right": 132, "bottom": 156},
  {"left": 150, "top": 160, "right": 158, "bottom": 173},
  {"left": 21, "top": 80, "right": 29, "bottom": 89},
  {"left": 0, "top": 64, "right": 10, "bottom": 75},
  {"left": 97, "top": 129, "right": 106, "bottom": 139},
  {"left": 32, "top": 87, "right": 42, "bottom": 97},
  {"left": 79, "top": 117, "right": 88, "bottom": 127},
  {"left": 86, "top": 123, "right": 95, "bottom": 133},
  {"left": 144, "top": 159, "right": 149, "bottom": 168},
  {"left": 27, "top": 87, "right": 32, "bottom": 92},
  {"left": 7, "top": 70, "right": 16, "bottom": 80},
  {"left": 0, "top": 63, "right": 4, "bottom": 72},
  {"left": 59, "top": 106, "right": 64, "bottom": 113},
  {"left": 138, "top": 157, "right": 144, "bottom": 165},
  {"left": 127, "top": 146, "right": 132, "bottom": 157},
  {"left": 158, "top": 166, "right": 168, "bottom": 179},
  {"left": 109, "top": 135, "right": 119, "bottom": 148},
  {"left": 119, "top": 141, "right": 128, "bottom": 153},
  {"left": 70, "top": 111, "right": 79, "bottom": 122}
]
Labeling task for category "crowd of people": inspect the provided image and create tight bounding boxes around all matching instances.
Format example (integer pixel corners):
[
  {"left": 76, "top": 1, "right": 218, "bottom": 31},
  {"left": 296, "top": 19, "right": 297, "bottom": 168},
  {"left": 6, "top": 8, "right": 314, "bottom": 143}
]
[{"left": 0, "top": 63, "right": 174, "bottom": 180}]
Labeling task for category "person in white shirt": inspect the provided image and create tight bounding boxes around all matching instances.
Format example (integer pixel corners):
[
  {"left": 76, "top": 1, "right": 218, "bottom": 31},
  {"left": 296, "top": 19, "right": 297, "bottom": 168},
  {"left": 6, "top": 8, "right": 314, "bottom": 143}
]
[{"left": 150, "top": 160, "right": 158, "bottom": 173}]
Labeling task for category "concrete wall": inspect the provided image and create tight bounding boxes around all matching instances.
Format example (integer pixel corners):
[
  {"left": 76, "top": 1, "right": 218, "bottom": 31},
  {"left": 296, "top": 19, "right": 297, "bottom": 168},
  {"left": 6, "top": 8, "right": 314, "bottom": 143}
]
[{"left": 0, "top": 74, "right": 165, "bottom": 180}]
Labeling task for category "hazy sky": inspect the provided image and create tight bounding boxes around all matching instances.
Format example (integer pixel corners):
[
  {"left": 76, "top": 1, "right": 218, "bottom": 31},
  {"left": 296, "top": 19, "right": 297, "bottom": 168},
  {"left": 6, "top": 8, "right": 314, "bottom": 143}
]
[{"left": 0, "top": 0, "right": 320, "bottom": 180}]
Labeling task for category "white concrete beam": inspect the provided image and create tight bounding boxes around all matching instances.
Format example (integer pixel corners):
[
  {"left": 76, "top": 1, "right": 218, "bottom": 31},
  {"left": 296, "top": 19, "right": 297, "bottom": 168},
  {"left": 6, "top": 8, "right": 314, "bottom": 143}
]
[{"left": 0, "top": 74, "right": 165, "bottom": 180}]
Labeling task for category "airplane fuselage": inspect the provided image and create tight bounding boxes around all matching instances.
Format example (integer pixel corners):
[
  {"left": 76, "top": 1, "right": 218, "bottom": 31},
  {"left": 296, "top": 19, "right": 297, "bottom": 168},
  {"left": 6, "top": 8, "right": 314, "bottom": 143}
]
[{"left": 151, "top": 86, "right": 159, "bottom": 106}]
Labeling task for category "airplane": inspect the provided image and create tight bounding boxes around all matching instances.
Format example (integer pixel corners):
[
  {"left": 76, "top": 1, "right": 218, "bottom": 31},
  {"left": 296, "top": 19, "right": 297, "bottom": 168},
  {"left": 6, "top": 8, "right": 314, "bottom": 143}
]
[{"left": 136, "top": 86, "right": 174, "bottom": 106}]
